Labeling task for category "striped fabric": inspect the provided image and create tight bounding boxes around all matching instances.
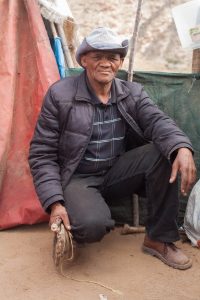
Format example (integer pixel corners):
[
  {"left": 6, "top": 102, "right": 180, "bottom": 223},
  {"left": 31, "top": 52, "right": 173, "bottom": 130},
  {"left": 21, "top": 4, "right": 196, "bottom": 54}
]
[{"left": 76, "top": 79, "right": 126, "bottom": 175}]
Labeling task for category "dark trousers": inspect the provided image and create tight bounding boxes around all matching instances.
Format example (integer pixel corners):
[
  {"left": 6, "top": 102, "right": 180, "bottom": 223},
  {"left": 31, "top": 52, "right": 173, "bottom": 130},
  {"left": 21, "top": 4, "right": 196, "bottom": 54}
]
[{"left": 63, "top": 144, "right": 179, "bottom": 244}]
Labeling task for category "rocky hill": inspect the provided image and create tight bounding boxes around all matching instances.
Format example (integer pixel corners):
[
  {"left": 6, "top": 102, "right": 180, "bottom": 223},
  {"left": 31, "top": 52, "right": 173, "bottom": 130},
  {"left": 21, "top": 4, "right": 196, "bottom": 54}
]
[{"left": 68, "top": 0, "right": 193, "bottom": 73}]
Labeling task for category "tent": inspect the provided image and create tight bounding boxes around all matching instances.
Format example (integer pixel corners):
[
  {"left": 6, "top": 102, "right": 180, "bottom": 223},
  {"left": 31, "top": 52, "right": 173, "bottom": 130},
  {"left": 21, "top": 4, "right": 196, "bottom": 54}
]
[
  {"left": 0, "top": 0, "right": 59, "bottom": 229},
  {"left": 0, "top": 0, "right": 199, "bottom": 229}
]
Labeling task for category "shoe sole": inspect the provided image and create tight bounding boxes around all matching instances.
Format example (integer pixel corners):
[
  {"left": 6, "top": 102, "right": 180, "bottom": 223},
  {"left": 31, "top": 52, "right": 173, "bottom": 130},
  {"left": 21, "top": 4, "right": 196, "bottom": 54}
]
[{"left": 142, "top": 245, "right": 192, "bottom": 270}]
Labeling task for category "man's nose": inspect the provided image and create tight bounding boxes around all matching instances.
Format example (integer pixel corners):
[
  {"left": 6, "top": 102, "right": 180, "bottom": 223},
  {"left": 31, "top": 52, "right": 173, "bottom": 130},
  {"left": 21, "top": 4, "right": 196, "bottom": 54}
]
[{"left": 99, "top": 57, "right": 111, "bottom": 66}]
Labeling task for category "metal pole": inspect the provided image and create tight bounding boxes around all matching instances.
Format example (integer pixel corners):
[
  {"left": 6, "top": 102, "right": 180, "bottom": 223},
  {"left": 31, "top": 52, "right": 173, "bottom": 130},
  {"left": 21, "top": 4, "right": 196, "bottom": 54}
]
[{"left": 128, "top": 0, "right": 143, "bottom": 82}]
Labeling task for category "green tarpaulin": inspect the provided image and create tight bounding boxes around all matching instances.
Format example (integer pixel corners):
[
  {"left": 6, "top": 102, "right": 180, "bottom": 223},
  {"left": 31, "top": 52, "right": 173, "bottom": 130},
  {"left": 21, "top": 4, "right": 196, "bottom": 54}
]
[{"left": 65, "top": 68, "right": 200, "bottom": 225}]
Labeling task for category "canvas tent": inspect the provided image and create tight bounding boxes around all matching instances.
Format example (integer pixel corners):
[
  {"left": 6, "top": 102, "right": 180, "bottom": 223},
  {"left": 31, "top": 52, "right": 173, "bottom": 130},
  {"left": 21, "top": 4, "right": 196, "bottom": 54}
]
[
  {"left": 0, "top": 0, "right": 59, "bottom": 229},
  {"left": 0, "top": 0, "right": 200, "bottom": 229}
]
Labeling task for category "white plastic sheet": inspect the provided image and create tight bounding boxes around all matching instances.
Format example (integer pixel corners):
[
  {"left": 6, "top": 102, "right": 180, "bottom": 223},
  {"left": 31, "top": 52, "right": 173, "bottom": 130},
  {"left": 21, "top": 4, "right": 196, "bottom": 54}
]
[
  {"left": 38, "top": 0, "right": 73, "bottom": 23},
  {"left": 184, "top": 179, "right": 200, "bottom": 247},
  {"left": 172, "top": 0, "right": 200, "bottom": 49}
]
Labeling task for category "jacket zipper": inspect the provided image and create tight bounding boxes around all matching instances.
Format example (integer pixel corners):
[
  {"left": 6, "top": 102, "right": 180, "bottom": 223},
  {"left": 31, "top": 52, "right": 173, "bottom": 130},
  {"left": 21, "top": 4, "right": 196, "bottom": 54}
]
[
  {"left": 62, "top": 103, "right": 95, "bottom": 183},
  {"left": 117, "top": 101, "right": 148, "bottom": 142},
  {"left": 75, "top": 104, "right": 95, "bottom": 166}
]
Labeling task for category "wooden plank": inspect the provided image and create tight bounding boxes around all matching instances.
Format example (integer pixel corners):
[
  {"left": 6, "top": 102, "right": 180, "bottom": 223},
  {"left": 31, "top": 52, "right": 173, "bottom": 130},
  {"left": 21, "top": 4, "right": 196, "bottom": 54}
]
[{"left": 192, "top": 49, "right": 200, "bottom": 73}]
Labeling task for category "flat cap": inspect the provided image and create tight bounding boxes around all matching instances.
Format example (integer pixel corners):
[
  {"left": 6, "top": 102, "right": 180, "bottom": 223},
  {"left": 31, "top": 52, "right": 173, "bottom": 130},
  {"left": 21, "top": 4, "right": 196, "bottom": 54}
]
[{"left": 76, "top": 27, "right": 129, "bottom": 66}]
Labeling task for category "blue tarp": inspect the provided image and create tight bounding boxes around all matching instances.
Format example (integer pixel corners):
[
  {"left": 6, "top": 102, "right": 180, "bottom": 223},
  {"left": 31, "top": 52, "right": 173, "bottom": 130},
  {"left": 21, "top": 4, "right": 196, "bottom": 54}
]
[{"left": 52, "top": 37, "right": 65, "bottom": 78}]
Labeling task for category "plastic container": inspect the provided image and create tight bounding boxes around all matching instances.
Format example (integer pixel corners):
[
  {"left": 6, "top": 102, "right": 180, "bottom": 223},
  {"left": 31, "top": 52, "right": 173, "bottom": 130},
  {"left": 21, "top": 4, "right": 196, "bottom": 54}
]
[{"left": 172, "top": 0, "right": 200, "bottom": 49}]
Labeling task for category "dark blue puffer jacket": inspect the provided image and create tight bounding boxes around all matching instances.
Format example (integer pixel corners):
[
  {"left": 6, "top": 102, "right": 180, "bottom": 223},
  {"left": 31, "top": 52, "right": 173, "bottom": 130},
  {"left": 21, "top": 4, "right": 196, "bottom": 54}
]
[{"left": 29, "top": 71, "right": 193, "bottom": 211}]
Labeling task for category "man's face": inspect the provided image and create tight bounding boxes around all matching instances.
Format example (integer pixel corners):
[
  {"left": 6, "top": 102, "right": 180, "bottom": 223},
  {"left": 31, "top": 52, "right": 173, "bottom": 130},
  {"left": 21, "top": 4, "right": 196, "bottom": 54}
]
[{"left": 80, "top": 51, "right": 123, "bottom": 85}]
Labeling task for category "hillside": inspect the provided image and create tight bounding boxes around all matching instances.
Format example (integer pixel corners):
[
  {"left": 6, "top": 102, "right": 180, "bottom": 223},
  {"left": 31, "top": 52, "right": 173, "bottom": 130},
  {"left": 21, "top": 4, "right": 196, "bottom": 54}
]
[{"left": 68, "top": 0, "right": 193, "bottom": 73}]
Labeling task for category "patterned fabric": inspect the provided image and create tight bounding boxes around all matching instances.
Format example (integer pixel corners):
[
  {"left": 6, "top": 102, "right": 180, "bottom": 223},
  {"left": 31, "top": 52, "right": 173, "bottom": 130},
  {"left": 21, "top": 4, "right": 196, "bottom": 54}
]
[{"left": 76, "top": 78, "right": 126, "bottom": 174}]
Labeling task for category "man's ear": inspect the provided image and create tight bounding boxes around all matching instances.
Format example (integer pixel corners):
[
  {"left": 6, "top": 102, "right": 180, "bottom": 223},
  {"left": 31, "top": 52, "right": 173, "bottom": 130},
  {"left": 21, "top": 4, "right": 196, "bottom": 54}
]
[
  {"left": 120, "top": 58, "right": 124, "bottom": 67},
  {"left": 80, "top": 55, "right": 87, "bottom": 68}
]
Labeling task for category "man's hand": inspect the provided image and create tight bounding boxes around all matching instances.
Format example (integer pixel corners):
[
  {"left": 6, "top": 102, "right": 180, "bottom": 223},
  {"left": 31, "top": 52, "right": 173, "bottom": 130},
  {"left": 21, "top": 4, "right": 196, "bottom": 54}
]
[
  {"left": 49, "top": 202, "right": 71, "bottom": 230},
  {"left": 169, "top": 148, "right": 196, "bottom": 196}
]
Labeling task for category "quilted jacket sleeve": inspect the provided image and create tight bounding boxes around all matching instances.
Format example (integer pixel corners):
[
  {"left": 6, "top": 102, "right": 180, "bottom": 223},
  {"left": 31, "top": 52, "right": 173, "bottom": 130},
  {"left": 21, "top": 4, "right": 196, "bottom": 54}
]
[
  {"left": 135, "top": 86, "right": 193, "bottom": 159},
  {"left": 29, "top": 88, "right": 64, "bottom": 212}
]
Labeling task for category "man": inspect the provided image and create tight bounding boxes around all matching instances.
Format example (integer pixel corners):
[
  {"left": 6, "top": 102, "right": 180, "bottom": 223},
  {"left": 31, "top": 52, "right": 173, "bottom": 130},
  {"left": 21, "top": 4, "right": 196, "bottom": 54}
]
[{"left": 29, "top": 27, "right": 196, "bottom": 270}]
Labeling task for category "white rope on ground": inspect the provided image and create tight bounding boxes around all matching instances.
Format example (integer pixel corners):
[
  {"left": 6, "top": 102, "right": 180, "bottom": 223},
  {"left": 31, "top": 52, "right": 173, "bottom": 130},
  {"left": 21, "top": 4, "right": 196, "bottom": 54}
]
[
  {"left": 59, "top": 266, "right": 123, "bottom": 296},
  {"left": 51, "top": 219, "right": 123, "bottom": 296}
]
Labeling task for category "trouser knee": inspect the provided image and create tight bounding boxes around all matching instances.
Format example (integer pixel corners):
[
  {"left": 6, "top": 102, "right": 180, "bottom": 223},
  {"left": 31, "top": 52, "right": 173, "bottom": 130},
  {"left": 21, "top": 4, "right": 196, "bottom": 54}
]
[{"left": 72, "top": 217, "right": 110, "bottom": 243}]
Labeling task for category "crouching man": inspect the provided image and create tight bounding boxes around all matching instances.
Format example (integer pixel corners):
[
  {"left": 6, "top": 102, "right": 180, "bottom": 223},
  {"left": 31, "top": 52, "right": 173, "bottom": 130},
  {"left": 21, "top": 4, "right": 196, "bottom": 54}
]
[{"left": 29, "top": 27, "right": 196, "bottom": 270}]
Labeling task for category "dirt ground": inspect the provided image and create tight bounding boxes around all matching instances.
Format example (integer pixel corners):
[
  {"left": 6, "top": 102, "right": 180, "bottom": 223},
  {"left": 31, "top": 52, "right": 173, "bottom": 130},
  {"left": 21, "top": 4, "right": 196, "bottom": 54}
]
[{"left": 0, "top": 224, "right": 199, "bottom": 300}]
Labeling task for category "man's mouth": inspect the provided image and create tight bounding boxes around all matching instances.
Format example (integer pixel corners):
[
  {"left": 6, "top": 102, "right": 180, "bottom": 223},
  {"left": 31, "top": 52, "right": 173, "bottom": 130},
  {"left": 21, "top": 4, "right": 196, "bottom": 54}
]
[{"left": 98, "top": 70, "right": 112, "bottom": 75}]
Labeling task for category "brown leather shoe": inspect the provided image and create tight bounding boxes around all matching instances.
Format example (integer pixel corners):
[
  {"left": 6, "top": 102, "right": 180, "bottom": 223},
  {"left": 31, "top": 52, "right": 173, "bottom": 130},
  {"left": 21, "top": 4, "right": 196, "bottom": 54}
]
[{"left": 142, "top": 235, "right": 192, "bottom": 270}]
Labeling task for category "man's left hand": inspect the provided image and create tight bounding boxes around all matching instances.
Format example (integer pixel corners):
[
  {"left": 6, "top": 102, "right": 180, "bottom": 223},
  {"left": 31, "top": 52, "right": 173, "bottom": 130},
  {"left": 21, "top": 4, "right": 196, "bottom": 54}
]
[{"left": 169, "top": 148, "right": 196, "bottom": 196}]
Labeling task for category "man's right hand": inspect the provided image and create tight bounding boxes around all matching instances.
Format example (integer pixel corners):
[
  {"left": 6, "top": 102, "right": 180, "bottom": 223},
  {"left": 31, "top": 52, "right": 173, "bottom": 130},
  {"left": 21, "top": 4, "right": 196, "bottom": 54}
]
[{"left": 49, "top": 202, "right": 71, "bottom": 231}]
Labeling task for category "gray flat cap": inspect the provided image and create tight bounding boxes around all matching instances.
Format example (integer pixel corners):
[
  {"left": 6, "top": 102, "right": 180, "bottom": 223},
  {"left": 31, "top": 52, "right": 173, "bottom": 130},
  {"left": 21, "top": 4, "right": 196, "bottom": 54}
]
[{"left": 76, "top": 27, "right": 129, "bottom": 66}]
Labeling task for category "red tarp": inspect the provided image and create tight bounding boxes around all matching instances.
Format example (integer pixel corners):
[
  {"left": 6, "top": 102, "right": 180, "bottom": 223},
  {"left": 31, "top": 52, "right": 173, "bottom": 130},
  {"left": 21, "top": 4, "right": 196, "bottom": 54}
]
[{"left": 0, "top": 0, "right": 60, "bottom": 229}]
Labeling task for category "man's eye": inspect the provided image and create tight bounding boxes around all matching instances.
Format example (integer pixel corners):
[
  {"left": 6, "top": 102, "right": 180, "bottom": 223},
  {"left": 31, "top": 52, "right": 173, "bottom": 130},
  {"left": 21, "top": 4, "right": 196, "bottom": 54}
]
[
  {"left": 92, "top": 56, "right": 101, "bottom": 60},
  {"left": 91, "top": 55, "right": 119, "bottom": 61},
  {"left": 109, "top": 57, "right": 119, "bottom": 61}
]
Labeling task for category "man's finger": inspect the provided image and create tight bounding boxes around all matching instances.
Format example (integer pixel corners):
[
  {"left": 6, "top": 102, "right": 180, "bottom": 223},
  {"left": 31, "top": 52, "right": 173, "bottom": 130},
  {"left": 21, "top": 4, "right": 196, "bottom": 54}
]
[
  {"left": 169, "top": 163, "right": 178, "bottom": 183},
  {"left": 182, "top": 164, "right": 197, "bottom": 195},
  {"left": 61, "top": 212, "right": 71, "bottom": 231},
  {"left": 180, "top": 170, "right": 188, "bottom": 196},
  {"left": 50, "top": 203, "right": 71, "bottom": 230},
  {"left": 50, "top": 214, "right": 71, "bottom": 230}
]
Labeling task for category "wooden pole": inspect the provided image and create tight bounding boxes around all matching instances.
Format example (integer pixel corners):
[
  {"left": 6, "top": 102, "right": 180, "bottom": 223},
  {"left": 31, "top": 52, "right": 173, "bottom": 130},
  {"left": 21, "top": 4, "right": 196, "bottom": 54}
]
[
  {"left": 133, "top": 193, "right": 139, "bottom": 227},
  {"left": 192, "top": 49, "right": 200, "bottom": 72},
  {"left": 50, "top": 22, "right": 58, "bottom": 38},
  {"left": 63, "top": 19, "right": 80, "bottom": 67},
  {"left": 127, "top": 0, "right": 143, "bottom": 228},
  {"left": 128, "top": 0, "right": 143, "bottom": 82},
  {"left": 56, "top": 23, "right": 74, "bottom": 68}
]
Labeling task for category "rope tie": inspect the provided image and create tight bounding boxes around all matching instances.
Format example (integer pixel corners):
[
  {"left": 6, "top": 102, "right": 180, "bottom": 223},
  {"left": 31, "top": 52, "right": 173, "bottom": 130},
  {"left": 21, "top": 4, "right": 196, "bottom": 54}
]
[{"left": 51, "top": 219, "right": 122, "bottom": 296}]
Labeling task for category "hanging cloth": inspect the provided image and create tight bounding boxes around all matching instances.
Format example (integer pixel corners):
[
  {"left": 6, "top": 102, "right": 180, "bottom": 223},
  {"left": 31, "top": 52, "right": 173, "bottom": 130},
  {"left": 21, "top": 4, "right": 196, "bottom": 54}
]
[
  {"left": 0, "top": 0, "right": 60, "bottom": 229},
  {"left": 52, "top": 36, "right": 66, "bottom": 78}
]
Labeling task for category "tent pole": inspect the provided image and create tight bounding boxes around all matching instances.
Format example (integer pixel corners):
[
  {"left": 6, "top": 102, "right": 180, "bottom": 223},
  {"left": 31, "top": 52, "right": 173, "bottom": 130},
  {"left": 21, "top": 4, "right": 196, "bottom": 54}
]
[
  {"left": 56, "top": 23, "right": 74, "bottom": 68},
  {"left": 128, "top": 0, "right": 143, "bottom": 82},
  {"left": 127, "top": 0, "right": 143, "bottom": 228},
  {"left": 50, "top": 22, "right": 58, "bottom": 38}
]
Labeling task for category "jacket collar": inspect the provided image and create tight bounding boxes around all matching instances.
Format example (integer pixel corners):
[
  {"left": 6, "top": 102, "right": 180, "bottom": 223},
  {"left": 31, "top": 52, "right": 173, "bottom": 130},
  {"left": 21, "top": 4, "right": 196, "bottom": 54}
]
[
  {"left": 75, "top": 70, "right": 130, "bottom": 102},
  {"left": 75, "top": 71, "right": 92, "bottom": 102},
  {"left": 114, "top": 77, "right": 130, "bottom": 101}
]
